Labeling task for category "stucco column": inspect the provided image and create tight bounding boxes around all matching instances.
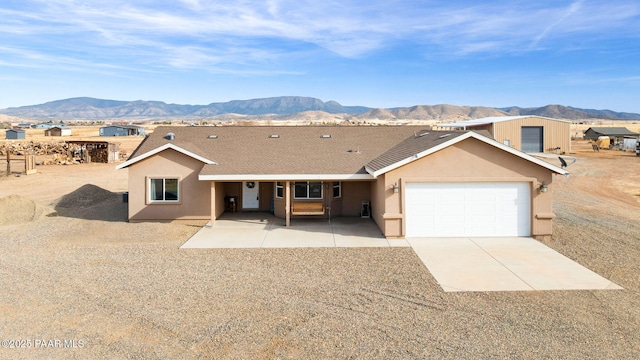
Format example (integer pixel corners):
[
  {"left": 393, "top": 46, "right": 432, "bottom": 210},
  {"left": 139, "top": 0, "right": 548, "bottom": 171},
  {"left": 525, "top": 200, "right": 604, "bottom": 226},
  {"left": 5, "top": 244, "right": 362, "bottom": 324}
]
[
  {"left": 210, "top": 181, "right": 216, "bottom": 227},
  {"left": 285, "top": 181, "right": 290, "bottom": 227}
]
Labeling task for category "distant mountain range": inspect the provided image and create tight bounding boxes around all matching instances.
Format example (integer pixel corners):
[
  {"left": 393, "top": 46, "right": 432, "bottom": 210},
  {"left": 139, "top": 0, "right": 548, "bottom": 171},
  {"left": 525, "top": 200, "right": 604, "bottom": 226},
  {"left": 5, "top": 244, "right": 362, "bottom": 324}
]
[{"left": 1, "top": 96, "right": 639, "bottom": 121}]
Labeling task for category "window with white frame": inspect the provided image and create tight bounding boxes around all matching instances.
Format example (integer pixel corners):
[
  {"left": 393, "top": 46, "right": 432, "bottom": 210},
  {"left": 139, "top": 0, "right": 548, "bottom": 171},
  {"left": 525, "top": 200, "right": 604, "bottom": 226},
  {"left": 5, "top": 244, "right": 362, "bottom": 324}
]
[
  {"left": 333, "top": 181, "right": 341, "bottom": 198},
  {"left": 294, "top": 181, "right": 323, "bottom": 199},
  {"left": 275, "top": 181, "right": 284, "bottom": 198},
  {"left": 149, "top": 178, "right": 179, "bottom": 202}
]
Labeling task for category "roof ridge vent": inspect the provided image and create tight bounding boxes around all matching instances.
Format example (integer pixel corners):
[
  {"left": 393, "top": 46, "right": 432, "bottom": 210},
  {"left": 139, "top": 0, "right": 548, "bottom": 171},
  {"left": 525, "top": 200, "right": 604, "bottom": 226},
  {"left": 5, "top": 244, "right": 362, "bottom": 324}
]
[{"left": 165, "top": 132, "right": 175, "bottom": 140}]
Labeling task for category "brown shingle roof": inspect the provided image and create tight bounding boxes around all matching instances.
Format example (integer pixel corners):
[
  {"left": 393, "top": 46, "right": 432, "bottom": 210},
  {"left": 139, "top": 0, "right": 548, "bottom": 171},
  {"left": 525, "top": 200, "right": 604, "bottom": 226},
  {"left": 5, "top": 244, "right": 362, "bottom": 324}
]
[
  {"left": 129, "top": 126, "right": 467, "bottom": 177},
  {"left": 120, "top": 125, "right": 569, "bottom": 177}
]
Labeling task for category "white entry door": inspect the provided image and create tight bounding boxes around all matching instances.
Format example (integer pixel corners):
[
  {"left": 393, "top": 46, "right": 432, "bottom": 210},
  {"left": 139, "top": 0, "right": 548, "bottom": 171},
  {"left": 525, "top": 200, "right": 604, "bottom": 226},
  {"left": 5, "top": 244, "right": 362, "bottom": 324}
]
[
  {"left": 405, "top": 182, "right": 531, "bottom": 237},
  {"left": 242, "top": 181, "right": 259, "bottom": 209}
]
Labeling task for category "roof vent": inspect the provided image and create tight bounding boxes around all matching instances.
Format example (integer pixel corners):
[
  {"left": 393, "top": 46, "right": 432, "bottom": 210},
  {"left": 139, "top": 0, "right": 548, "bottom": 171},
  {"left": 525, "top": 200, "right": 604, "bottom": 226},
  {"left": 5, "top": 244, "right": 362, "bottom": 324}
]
[
  {"left": 165, "top": 132, "right": 175, "bottom": 140},
  {"left": 321, "top": 134, "right": 331, "bottom": 138},
  {"left": 207, "top": 135, "right": 218, "bottom": 139},
  {"left": 438, "top": 134, "right": 451, "bottom": 139},
  {"left": 269, "top": 134, "right": 280, "bottom": 138},
  {"left": 417, "top": 132, "right": 429, "bottom": 137}
]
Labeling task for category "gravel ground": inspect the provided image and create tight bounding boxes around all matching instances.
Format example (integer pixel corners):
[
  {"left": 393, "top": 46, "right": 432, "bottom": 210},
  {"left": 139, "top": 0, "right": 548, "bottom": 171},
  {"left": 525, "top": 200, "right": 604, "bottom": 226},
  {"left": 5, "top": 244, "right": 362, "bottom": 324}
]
[{"left": 1, "top": 144, "right": 640, "bottom": 359}]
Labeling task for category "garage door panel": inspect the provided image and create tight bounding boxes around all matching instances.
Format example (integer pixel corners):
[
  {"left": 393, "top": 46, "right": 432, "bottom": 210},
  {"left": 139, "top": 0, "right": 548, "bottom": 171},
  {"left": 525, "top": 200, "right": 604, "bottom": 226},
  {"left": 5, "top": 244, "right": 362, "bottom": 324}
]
[
  {"left": 405, "top": 182, "right": 531, "bottom": 237},
  {"left": 439, "top": 204, "right": 466, "bottom": 214}
]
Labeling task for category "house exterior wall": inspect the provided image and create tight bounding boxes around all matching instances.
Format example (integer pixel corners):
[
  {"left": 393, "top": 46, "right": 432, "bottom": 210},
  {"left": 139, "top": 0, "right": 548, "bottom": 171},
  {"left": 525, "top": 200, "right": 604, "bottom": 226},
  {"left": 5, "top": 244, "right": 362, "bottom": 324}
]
[
  {"left": 271, "top": 181, "right": 370, "bottom": 218},
  {"left": 491, "top": 117, "right": 571, "bottom": 154},
  {"left": 127, "top": 149, "right": 211, "bottom": 221},
  {"left": 376, "top": 137, "right": 555, "bottom": 240},
  {"left": 371, "top": 175, "right": 400, "bottom": 237},
  {"left": 223, "top": 182, "right": 273, "bottom": 212},
  {"left": 339, "top": 181, "right": 371, "bottom": 216}
]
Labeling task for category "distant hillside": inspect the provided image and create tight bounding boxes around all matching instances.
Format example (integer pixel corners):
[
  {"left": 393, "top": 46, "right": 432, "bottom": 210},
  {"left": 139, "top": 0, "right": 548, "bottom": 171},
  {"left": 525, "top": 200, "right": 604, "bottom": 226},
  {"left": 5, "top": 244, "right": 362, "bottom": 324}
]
[
  {"left": 357, "top": 105, "right": 506, "bottom": 121},
  {"left": 499, "top": 105, "right": 640, "bottom": 120},
  {"left": 0, "top": 96, "right": 369, "bottom": 119},
  {"left": 1, "top": 96, "right": 639, "bottom": 121}
]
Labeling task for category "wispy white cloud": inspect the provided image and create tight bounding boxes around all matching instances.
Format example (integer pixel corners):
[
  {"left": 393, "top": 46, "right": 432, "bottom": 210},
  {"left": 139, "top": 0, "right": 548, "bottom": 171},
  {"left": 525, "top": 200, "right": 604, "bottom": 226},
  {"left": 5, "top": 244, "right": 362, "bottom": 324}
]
[
  {"left": 411, "top": 1, "right": 639, "bottom": 55},
  {"left": 531, "top": 0, "right": 585, "bottom": 48},
  {"left": 0, "top": 0, "right": 638, "bottom": 71}
]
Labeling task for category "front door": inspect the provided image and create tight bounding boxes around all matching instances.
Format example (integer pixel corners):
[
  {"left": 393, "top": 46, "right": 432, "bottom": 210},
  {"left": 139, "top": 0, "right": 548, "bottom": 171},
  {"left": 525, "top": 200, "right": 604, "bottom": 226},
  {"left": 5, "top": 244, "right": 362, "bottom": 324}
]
[{"left": 242, "top": 181, "right": 259, "bottom": 209}]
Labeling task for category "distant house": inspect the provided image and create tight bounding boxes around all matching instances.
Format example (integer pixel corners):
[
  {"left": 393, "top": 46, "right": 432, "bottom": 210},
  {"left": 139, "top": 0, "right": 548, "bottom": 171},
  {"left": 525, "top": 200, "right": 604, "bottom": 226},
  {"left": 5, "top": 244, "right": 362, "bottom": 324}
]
[
  {"left": 35, "top": 123, "right": 57, "bottom": 129},
  {"left": 44, "top": 125, "right": 72, "bottom": 137},
  {"left": 436, "top": 116, "right": 572, "bottom": 154},
  {"left": 5, "top": 129, "right": 26, "bottom": 140},
  {"left": 99, "top": 125, "right": 146, "bottom": 137},
  {"left": 17, "top": 123, "right": 33, "bottom": 129},
  {"left": 583, "top": 127, "right": 639, "bottom": 144}
]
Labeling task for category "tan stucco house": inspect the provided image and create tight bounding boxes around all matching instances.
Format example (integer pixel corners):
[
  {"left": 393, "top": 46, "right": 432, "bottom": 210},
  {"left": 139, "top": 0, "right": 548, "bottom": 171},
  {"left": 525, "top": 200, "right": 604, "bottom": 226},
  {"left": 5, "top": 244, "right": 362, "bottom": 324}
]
[
  {"left": 116, "top": 126, "right": 568, "bottom": 240},
  {"left": 437, "top": 116, "right": 572, "bottom": 154}
]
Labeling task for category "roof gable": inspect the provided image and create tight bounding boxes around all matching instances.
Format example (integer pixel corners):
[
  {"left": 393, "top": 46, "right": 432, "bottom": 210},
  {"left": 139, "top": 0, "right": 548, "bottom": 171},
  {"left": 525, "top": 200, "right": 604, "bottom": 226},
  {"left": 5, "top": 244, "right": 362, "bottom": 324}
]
[
  {"left": 366, "top": 131, "right": 569, "bottom": 177},
  {"left": 115, "top": 143, "right": 216, "bottom": 170}
]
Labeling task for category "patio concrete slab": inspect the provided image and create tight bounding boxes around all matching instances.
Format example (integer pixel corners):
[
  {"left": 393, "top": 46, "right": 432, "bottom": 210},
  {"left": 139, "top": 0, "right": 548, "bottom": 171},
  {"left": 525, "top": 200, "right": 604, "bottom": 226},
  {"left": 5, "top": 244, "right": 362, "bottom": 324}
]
[
  {"left": 408, "top": 237, "right": 623, "bottom": 292},
  {"left": 180, "top": 213, "right": 408, "bottom": 249},
  {"left": 262, "top": 224, "right": 336, "bottom": 248},
  {"left": 331, "top": 218, "right": 395, "bottom": 247}
]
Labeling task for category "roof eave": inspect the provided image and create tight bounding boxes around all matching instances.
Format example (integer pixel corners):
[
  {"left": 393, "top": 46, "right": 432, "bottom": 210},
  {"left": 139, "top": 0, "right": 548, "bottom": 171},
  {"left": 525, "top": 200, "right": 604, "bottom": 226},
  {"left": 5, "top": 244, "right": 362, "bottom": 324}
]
[{"left": 198, "top": 174, "right": 375, "bottom": 181}]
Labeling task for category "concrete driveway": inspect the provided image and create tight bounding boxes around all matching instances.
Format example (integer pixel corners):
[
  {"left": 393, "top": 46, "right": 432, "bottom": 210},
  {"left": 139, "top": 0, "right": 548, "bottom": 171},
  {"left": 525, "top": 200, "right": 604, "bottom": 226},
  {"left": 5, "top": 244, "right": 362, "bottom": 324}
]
[
  {"left": 181, "top": 213, "right": 622, "bottom": 292},
  {"left": 408, "top": 237, "right": 623, "bottom": 292}
]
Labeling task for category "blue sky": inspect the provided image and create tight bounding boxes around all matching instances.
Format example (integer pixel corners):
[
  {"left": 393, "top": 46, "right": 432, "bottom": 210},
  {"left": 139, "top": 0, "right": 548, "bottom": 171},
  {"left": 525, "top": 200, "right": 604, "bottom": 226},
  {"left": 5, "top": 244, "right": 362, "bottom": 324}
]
[{"left": 1, "top": 0, "right": 639, "bottom": 112}]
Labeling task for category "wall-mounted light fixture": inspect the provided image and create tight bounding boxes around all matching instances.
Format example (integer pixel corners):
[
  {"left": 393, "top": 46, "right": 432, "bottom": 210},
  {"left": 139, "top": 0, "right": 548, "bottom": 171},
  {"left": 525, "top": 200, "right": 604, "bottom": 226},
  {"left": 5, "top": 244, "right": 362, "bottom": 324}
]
[
  {"left": 539, "top": 182, "right": 548, "bottom": 193},
  {"left": 393, "top": 182, "right": 399, "bottom": 193}
]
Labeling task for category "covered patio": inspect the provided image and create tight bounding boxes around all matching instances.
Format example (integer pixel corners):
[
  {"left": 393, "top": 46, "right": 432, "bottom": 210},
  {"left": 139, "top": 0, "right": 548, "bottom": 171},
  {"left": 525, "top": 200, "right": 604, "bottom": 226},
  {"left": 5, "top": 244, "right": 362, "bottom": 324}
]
[{"left": 181, "top": 212, "right": 410, "bottom": 249}]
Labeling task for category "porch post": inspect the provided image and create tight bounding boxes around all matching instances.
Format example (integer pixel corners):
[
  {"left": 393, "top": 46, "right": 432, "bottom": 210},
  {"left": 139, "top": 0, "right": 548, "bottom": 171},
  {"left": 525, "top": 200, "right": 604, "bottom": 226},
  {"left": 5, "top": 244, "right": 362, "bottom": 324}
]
[
  {"left": 210, "top": 181, "right": 216, "bottom": 227},
  {"left": 285, "top": 180, "right": 290, "bottom": 227}
]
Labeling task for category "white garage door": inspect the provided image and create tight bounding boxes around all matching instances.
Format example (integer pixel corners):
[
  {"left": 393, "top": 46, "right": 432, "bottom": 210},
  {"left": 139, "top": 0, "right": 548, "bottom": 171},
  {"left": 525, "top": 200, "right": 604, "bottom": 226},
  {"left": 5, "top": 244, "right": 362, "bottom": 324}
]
[{"left": 405, "top": 182, "right": 531, "bottom": 237}]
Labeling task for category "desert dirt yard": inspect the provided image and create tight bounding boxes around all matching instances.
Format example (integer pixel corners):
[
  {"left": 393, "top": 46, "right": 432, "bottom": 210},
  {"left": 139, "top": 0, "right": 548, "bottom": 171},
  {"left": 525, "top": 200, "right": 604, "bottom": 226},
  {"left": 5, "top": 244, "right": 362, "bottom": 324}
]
[{"left": 0, "top": 138, "right": 640, "bottom": 359}]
